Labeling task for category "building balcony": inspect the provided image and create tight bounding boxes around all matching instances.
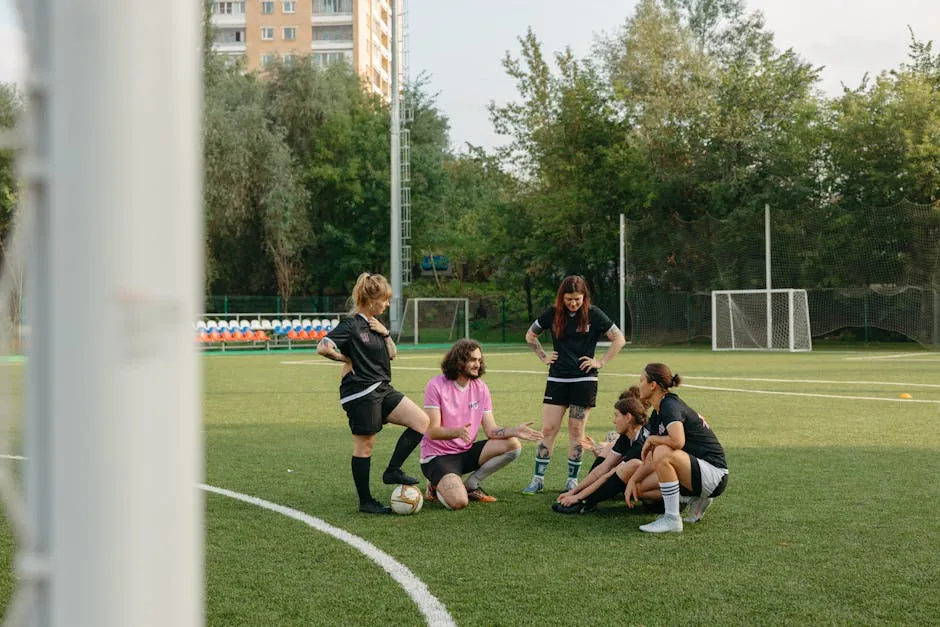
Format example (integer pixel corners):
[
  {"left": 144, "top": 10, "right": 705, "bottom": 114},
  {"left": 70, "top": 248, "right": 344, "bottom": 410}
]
[
  {"left": 310, "top": 40, "right": 354, "bottom": 51},
  {"left": 311, "top": 14, "right": 353, "bottom": 25},
  {"left": 211, "top": 14, "right": 246, "bottom": 28},
  {"left": 213, "top": 42, "right": 247, "bottom": 54}
]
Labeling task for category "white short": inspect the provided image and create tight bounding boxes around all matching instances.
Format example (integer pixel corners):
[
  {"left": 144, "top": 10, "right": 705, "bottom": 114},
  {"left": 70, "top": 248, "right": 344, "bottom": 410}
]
[{"left": 696, "top": 457, "right": 729, "bottom": 497}]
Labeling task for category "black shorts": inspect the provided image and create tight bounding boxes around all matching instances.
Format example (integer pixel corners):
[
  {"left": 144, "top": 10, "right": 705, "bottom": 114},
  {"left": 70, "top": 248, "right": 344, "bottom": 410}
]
[
  {"left": 542, "top": 379, "right": 598, "bottom": 409},
  {"left": 420, "top": 440, "right": 488, "bottom": 485},
  {"left": 342, "top": 383, "right": 405, "bottom": 436}
]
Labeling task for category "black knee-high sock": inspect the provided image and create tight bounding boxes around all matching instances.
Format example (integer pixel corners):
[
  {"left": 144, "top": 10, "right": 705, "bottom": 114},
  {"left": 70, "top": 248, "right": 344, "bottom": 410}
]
[
  {"left": 583, "top": 473, "right": 627, "bottom": 507},
  {"left": 351, "top": 456, "right": 372, "bottom": 504},
  {"left": 387, "top": 428, "right": 423, "bottom": 471}
]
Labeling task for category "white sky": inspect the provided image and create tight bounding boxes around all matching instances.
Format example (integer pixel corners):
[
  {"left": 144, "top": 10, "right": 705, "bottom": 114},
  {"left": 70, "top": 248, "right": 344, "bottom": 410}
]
[{"left": 2, "top": 0, "right": 938, "bottom": 151}]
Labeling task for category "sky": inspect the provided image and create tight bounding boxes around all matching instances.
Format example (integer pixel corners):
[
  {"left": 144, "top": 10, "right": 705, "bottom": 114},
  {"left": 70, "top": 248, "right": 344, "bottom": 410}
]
[{"left": 1, "top": 0, "right": 938, "bottom": 152}]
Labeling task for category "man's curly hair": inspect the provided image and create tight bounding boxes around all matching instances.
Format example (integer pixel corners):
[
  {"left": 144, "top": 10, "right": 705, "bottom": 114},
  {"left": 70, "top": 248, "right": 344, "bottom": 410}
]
[{"left": 441, "top": 339, "right": 485, "bottom": 380}]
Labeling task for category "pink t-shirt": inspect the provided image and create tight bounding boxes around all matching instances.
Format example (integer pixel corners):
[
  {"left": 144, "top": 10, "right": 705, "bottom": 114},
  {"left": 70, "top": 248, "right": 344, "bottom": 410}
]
[{"left": 420, "top": 374, "right": 493, "bottom": 460}]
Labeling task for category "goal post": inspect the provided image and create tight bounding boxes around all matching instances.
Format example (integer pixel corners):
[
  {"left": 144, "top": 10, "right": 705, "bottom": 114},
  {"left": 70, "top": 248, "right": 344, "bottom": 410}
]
[
  {"left": 397, "top": 298, "right": 470, "bottom": 345},
  {"left": 712, "top": 289, "right": 812, "bottom": 351}
]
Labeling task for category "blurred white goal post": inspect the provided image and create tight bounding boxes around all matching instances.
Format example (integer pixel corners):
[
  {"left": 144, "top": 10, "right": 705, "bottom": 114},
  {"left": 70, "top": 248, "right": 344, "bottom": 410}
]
[{"left": 396, "top": 298, "right": 470, "bottom": 345}]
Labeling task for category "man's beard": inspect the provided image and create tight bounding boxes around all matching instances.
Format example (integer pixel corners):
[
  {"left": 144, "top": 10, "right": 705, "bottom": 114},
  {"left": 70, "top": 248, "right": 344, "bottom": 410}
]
[{"left": 462, "top": 368, "right": 480, "bottom": 380}]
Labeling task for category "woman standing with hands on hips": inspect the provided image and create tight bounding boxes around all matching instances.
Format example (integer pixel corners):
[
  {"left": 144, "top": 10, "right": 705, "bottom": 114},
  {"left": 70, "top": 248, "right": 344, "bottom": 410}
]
[
  {"left": 317, "top": 273, "right": 430, "bottom": 514},
  {"left": 523, "top": 275, "right": 627, "bottom": 494}
]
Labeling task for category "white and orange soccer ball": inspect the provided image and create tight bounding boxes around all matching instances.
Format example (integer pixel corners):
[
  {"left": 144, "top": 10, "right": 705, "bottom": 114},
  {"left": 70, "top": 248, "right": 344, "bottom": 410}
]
[{"left": 390, "top": 484, "right": 424, "bottom": 515}]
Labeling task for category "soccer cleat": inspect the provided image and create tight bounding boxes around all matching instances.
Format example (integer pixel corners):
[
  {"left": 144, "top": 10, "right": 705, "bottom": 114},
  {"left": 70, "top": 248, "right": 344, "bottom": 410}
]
[
  {"left": 565, "top": 478, "right": 579, "bottom": 492},
  {"left": 382, "top": 468, "right": 418, "bottom": 485},
  {"left": 425, "top": 482, "right": 438, "bottom": 502},
  {"left": 639, "top": 514, "right": 683, "bottom": 533},
  {"left": 682, "top": 496, "right": 713, "bottom": 523},
  {"left": 521, "top": 477, "right": 544, "bottom": 495},
  {"left": 466, "top": 487, "right": 497, "bottom": 503},
  {"left": 358, "top": 499, "right": 392, "bottom": 515}
]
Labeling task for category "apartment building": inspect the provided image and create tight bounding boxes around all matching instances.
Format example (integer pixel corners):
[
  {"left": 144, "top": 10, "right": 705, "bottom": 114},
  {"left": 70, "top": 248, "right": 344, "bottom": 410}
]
[{"left": 209, "top": 0, "right": 394, "bottom": 100}]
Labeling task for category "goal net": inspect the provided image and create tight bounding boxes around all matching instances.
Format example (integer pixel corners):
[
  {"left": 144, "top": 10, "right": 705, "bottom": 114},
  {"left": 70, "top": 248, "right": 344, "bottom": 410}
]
[
  {"left": 397, "top": 298, "right": 470, "bottom": 345},
  {"left": 712, "top": 289, "right": 812, "bottom": 351}
]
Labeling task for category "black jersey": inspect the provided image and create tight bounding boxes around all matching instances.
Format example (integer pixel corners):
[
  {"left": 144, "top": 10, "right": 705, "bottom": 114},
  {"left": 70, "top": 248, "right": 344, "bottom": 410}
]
[
  {"left": 649, "top": 393, "right": 727, "bottom": 469},
  {"left": 611, "top": 426, "right": 649, "bottom": 461},
  {"left": 324, "top": 314, "right": 391, "bottom": 401},
  {"left": 533, "top": 305, "right": 614, "bottom": 379}
]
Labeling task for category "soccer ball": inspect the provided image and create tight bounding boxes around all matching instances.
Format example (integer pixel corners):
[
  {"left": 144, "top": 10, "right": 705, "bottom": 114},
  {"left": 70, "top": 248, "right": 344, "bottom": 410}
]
[{"left": 390, "top": 483, "right": 424, "bottom": 515}]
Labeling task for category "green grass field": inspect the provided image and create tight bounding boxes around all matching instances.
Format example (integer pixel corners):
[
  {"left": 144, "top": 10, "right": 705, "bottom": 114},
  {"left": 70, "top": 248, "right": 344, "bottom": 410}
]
[{"left": 3, "top": 345, "right": 940, "bottom": 624}]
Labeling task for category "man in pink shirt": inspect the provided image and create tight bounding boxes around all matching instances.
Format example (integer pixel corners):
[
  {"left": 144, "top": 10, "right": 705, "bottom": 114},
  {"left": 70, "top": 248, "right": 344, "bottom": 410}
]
[{"left": 420, "top": 339, "right": 542, "bottom": 509}]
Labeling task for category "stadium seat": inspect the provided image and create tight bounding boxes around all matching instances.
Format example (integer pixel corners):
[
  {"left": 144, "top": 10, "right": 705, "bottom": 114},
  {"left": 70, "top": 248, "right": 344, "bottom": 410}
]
[
  {"left": 302, "top": 319, "right": 313, "bottom": 332},
  {"left": 260, "top": 319, "right": 273, "bottom": 331},
  {"left": 206, "top": 320, "right": 219, "bottom": 330},
  {"left": 239, "top": 320, "right": 251, "bottom": 332},
  {"left": 291, "top": 319, "right": 302, "bottom": 332},
  {"left": 196, "top": 320, "right": 207, "bottom": 331},
  {"left": 250, "top": 319, "right": 261, "bottom": 331}
]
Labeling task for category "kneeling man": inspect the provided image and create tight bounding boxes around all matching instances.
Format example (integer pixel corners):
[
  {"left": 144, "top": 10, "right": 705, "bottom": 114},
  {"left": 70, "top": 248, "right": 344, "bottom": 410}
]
[{"left": 421, "top": 339, "right": 542, "bottom": 509}]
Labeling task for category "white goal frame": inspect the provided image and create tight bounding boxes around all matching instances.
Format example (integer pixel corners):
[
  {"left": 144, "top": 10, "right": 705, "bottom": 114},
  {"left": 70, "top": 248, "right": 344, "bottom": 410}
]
[
  {"left": 711, "top": 289, "right": 812, "bottom": 352},
  {"left": 397, "top": 298, "right": 470, "bottom": 345}
]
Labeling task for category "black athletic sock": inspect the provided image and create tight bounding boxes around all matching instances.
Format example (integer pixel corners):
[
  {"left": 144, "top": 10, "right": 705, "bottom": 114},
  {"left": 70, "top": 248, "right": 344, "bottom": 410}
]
[
  {"left": 583, "top": 473, "right": 627, "bottom": 507},
  {"left": 386, "top": 428, "right": 423, "bottom": 471},
  {"left": 351, "top": 456, "right": 372, "bottom": 504}
]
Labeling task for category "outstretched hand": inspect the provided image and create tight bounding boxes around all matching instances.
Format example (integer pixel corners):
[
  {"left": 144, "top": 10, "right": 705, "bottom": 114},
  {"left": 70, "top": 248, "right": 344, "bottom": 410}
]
[
  {"left": 514, "top": 422, "right": 543, "bottom": 442},
  {"left": 579, "top": 435, "right": 600, "bottom": 456}
]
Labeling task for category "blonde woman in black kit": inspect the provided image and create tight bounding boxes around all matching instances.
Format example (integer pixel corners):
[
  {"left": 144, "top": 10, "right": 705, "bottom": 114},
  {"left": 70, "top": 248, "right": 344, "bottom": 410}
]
[{"left": 317, "top": 273, "right": 429, "bottom": 514}]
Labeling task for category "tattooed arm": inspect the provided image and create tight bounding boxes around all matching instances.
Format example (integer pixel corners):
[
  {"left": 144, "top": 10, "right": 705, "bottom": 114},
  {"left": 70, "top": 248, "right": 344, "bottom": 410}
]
[
  {"left": 525, "top": 322, "right": 557, "bottom": 365},
  {"left": 482, "top": 412, "right": 542, "bottom": 441},
  {"left": 316, "top": 337, "right": 350, "bottom": 364}
]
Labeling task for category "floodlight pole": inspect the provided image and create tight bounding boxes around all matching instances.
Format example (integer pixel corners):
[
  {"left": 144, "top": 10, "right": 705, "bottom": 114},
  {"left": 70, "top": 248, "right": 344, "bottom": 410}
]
[
  {"left": 389, "top": 0, "right": 402, "bottom": 334},
  {"left": 765, "top": 204, "right": 772, "bottom": 349},
  {"left": 23, "top": 0, "right": 204, "bottom": 624}
]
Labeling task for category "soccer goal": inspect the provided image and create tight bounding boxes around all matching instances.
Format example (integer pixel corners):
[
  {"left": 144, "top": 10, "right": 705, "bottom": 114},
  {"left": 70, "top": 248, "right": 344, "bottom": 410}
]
[
  {"left": 712, "top": 289, "right": 812, "bottom": 351},
  {"left": 397, "top": 298, "right": 470, "bottom": 345}
]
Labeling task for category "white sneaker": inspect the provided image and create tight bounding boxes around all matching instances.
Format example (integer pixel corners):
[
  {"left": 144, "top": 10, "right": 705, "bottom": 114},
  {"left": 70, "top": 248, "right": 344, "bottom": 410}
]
[
  {"left": 639, "top": 514, "right": 683, "bottom": 533},
  {"left": 683, "top": 497, "right": 713, "bottom": 523},
  {"left": 565, "top": 478, "right": 579, "bottom": 492}
]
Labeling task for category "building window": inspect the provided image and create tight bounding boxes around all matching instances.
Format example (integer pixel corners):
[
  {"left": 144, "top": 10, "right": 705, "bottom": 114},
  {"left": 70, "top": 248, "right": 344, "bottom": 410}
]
[
  {"left": 312, "top": 25, "right": 353, "bottom": 41},
  {"left": 282, "top": 1, "right": 296, "bottom": 13},
  {"left": 261, "top": 27, "right": 275, "bottom": 40},
  {"left": 283, "top": 54, "right": 296, "bottom": 67},
  {"left": 215, "top": 2, "right": 246, "bottom": 14},
  {"left": 213, "top": 29, "right": 245, "bottom": 44},
  {"left": 312, "top": 51, "right": 347, "bottom": 66},
  {"left": 261, "top": 1, "right": 275, "bottom": 15},
  {"left": 262, "top": 54, "right": 276, "bottom": 68},
  {"left": 313, "top": 0, "right": 353, "bottom": 14},
  {"left": 283, "top": 27, "right": 296, "bottom": 41}
]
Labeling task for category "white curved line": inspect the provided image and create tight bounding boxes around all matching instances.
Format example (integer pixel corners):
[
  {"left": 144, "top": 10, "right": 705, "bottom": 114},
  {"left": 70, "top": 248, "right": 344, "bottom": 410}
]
[
  {"left": 682, "top": 384, "right": 940, "bottom": 403},
  {"left": 200, "top": 484, "right": 456, "bottom": 627}
]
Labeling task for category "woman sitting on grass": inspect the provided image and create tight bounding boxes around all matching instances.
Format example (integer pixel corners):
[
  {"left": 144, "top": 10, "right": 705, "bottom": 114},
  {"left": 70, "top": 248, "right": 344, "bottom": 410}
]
[{"left": 552, "top": 387, "right": 649, "bottom": 514}]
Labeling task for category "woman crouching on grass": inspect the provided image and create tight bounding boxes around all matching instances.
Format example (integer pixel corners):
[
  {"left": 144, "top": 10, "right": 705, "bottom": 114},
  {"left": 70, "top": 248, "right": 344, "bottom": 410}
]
[
  {"left": 317, "top": 273, "right": 430, "bottom": 514},
  {"left": 625, "top": 363, "right": 728, "bottom": 533},
  {"left": 552, "top": 387, "right": 649, "bottom": 514}
]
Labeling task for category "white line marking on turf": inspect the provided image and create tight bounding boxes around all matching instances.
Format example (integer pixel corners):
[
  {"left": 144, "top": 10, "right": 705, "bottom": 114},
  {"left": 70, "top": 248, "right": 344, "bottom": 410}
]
[
  {"left": 200, "top": 484, "right": 456, "bottom": 627},
  {"left": 0, "top": 455, "right": 456, "bottom": 627},
  {"left": 683, "top": 384, "right": 940, "bottom": 404}
]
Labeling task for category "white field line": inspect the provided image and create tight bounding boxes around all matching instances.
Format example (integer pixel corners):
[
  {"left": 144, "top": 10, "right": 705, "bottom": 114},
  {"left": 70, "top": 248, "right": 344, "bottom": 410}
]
[
  {"left": 843, "top": 352, "right": 939, "bottom": 361},
  {"left": 682, "top": 384, "right": 940, "bottom": 404},
  {"left": 201, "top": 485, "right": 455, "bottom": 627},
  {"left": 0, "top": 454, "right": 456, "bottom": 627},
  {"left": 289, "top": 361, "right": 940, "bottom": 401}
]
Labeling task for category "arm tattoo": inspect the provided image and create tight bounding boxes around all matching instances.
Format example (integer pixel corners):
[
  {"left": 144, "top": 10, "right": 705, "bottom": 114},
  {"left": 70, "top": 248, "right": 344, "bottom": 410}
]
[
  {"left": 537, "top": 443, "right": 550, "bottom": 459},
  {"left": 527, "top": 338, "right": 547, "bottom": 360},
  {"left": 492, "top": 427, "right": 506, "bottom": 438}
]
